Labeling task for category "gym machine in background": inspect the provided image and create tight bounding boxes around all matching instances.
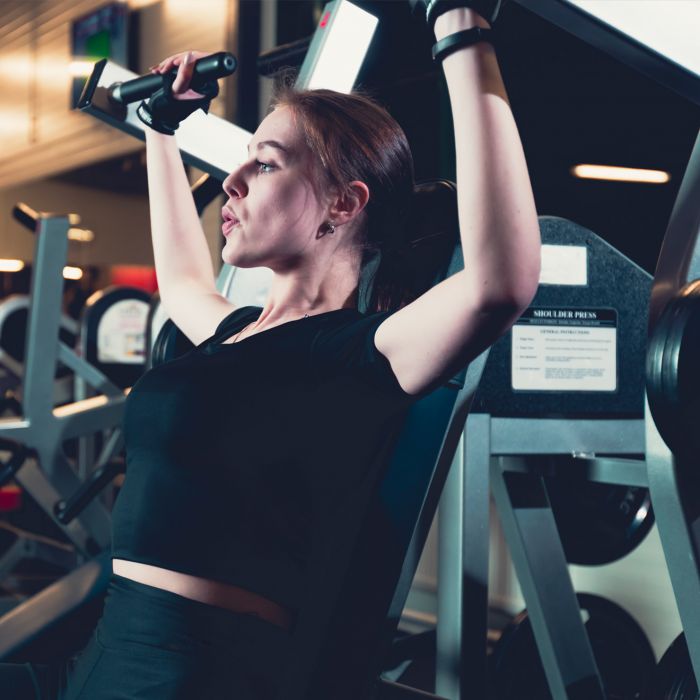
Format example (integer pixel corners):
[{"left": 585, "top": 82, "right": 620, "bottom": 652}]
[
  {"left": 502, "top": 1, "right": 700, "bottom": 698},
  {"left": 0, "top": 204, "right": 150, "bottom": 598},
  {"left": 0, "top": 206, "right": 119, "bottom": 552},
  {"left": 430, "top": 218, "right": 655, "bottom": 699},
  {"left": 418, "top": 2, "right": 700, "bottom": 697}
]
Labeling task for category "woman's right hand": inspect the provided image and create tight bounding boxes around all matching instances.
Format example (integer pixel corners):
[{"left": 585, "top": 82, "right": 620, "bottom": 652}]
[
  {"left": 149, "top": 50, "right": 213, "bottom": 100},
  {"left": 137, "top": 50, "right": 219, "bottom": 135}
]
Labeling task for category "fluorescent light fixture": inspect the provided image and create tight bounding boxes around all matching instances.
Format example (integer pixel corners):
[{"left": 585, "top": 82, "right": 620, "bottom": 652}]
[
  {"left": 571, "top": 164, "right": 671, "bottom": 184},
  {"left": 297, "top": 0, "right": 378, "bottom": 93},
  {"left": 68, "top": 227, "right": 95, "bottom": 243},
  {"left": 63, "top": 266, "right": 84, "bottom": 280},
  {"left": 0, "top": 260, "right": 25, "bottom": 273},
  {"left": 567, "top": 1, "right": 700, "bottom": 78}
]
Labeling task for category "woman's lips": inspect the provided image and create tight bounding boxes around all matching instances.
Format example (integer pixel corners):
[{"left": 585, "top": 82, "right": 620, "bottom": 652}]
[{"left": 222, "top": 219, "right": 239, "bottom": 237}]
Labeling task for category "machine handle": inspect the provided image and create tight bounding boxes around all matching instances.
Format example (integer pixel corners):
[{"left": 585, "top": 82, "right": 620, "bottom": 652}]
[{"left": 109, "top": 51, "right": 237, "bottom": 105}]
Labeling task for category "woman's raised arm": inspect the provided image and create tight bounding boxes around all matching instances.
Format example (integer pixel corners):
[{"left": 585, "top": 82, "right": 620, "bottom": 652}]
[
  {"left": 144, "top": 52, "right": 235, "bottom": 344},
  {"left": 436, "top": 6, "right": 541, "bottom": 311},
  {"left": 372, "top": 3, "right": 542, "bottom": 397}
]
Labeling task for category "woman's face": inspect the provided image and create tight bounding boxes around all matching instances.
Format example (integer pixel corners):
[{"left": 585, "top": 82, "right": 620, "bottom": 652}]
[{"left": 220, "top": 106, "right": 328, "bottom": 270}]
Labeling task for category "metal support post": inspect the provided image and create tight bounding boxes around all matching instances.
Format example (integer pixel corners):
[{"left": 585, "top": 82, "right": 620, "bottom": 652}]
[
  {"left": 490, "top": 456, "right": 605, "bottom": 700},
  {"left": 645, "top": 399, "right": 700, "bottom": 682}
]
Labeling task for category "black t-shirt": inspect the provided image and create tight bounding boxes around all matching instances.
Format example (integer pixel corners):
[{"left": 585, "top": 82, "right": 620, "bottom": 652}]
[{"left": 111, "top": 306, "right": 418, "bottom": 612}]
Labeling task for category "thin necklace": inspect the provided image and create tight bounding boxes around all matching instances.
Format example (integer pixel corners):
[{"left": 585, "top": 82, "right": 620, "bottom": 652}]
[{"left": 231, "top": 312, "right": 310, "bottom": 343}]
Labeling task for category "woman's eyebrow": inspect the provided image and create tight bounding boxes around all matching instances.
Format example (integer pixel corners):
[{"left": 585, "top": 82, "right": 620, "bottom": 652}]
[{"left": 247, "top": 140, "right": 291, "bottom": 158}]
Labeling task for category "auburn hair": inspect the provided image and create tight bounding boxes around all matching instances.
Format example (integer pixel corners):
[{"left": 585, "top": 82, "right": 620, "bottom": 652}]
[{"left": 268, "top": 77, "right": 418, "bottom": 312}]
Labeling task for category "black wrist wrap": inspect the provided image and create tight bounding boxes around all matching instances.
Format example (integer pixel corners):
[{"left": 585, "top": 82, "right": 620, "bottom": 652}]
[
  {"left": 432, "top": 26, "right": 495, "bottom": 62},
  {"left": 136, "top": 78, "right": 219, "bottom": 135}
]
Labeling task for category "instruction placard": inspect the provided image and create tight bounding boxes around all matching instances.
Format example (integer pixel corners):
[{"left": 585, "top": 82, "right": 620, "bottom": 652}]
[{"left": 511, "top": 307, "right": 617, "bottom": 392}]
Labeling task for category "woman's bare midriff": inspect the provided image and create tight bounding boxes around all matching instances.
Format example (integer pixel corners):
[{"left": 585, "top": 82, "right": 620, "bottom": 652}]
[{"left": 112, "top": 559, "right": 293, "bottom": 631}]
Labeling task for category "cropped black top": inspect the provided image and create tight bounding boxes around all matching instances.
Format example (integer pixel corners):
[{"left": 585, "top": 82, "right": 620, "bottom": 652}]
[{"left": 111, "top": 306, "right": 419, "bottom": 612}]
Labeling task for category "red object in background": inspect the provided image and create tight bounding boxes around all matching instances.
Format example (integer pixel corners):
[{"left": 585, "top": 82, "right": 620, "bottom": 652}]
[
  {"left": 0, "top": 485, "right": 21, "bottom": 511},
  {"left": 320, "top": 10, "right": 331, "bottom": 27},
  {"left": 110, "top": 266, "right": 158, "bottom": 294}
]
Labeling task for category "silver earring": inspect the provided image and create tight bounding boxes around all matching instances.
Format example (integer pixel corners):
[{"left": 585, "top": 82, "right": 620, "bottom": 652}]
[{"left": 325, "top": 221, "right": 336, "bottom": 234}]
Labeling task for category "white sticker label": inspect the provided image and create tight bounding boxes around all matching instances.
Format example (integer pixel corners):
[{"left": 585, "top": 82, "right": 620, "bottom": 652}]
[
  {"left": 512, "top": 308, "right": 617, "bottom": 392},
  {"left": 540, "top": 244, "right": 588, "bottom": 286},
  {"left": 97, "top": 299, "right": 149, "bottom": 364}
]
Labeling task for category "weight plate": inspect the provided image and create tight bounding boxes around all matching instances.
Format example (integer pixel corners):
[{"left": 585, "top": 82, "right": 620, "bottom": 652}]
[
  {"left": 647, "top": 295, "right": 678, "bottom": 446},
  {"left": 646, "top": 633, "right": 698, "bottom": 700},
  {"left": 545, "top": 473, "right": 655, "bottom": 566},
  {"left": 647, "top": 282, "right": 700, "bottom": 457},
  {"left": 489, "top": 593, "right": 655, "bottom": 699}
]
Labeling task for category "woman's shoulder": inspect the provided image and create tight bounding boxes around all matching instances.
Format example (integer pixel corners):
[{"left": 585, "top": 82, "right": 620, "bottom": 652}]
[
  {"left": 311, "top": 308, "right": 414, "bottom": 400},
  {"left": 311, "top": 307, "right": 391, "bottom": 345}
]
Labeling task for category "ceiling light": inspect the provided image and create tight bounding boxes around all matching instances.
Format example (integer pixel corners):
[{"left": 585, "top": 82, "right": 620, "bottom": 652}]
[
  {"left": 0, "top": 260, "right": 25, "bottom": 273},
  {"left": 63, "top": 266, "right": 83, "bottom": 280},
  {"left": 68, "top": 228, "right": 95, "bottom": 243},
  {"left": 571, "top": 164, "right": 671, "bottom": 184}
]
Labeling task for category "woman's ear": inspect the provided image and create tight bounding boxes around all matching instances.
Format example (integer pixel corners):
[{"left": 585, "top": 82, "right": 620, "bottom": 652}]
[{"left": 328, "top": 181, "right": 370, "bottom": 227}]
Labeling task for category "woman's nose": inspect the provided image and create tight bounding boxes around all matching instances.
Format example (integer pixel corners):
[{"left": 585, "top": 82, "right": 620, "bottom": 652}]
[{"left": 222, "top": 166, "right": 246, "bottom": 198}]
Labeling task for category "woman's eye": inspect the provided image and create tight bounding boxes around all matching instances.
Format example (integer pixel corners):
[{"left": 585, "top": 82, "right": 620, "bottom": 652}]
[{"left": 256, "top": 160, "right": 274, "bottom": 174}]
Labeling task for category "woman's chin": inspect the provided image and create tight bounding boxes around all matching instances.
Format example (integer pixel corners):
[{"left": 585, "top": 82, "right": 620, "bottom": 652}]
[{"left": 221, "top": 248, "right": 265, "bottom": 269}]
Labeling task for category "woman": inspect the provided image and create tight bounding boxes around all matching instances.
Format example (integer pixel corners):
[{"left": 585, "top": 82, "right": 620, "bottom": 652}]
[{"left": 6, "top": 2, "right": 540, "bottom": 698}]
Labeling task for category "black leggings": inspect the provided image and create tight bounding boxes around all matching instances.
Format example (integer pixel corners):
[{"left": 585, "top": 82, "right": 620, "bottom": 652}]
[{"left": 1, "top": 574, "right": 293, "bottom": 699}]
